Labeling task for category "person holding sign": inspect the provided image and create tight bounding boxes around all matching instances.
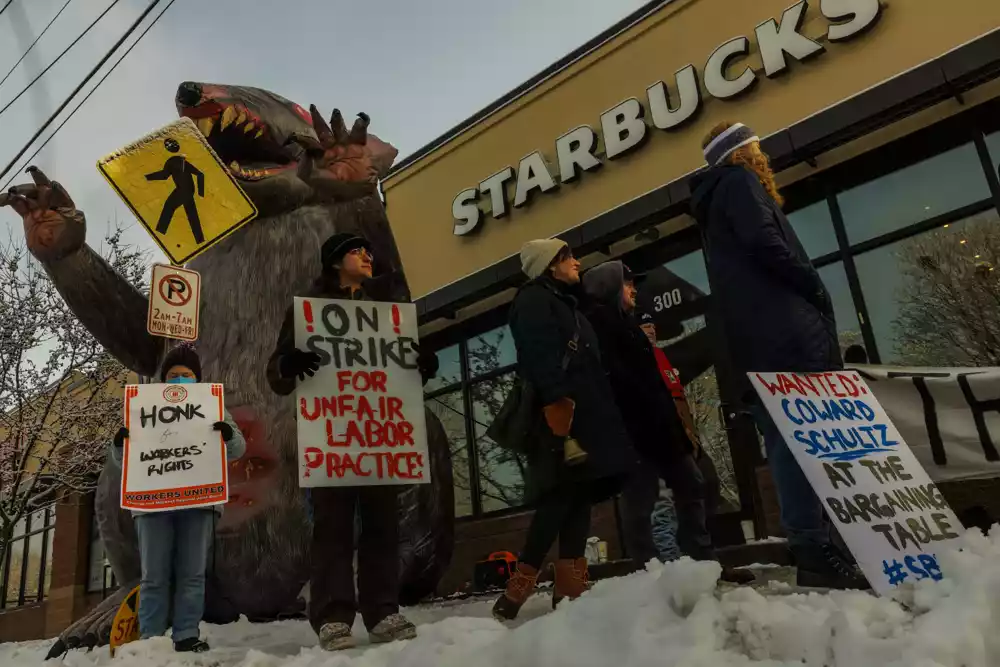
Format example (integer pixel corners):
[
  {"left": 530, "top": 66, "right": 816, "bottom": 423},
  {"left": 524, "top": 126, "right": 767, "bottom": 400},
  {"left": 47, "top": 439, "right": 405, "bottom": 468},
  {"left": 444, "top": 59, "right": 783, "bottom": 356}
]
[
  {"left": 267, "top": 233, "right": 436, "bottom": 651},
  {"left": 492, "top": 240, "right": 637, "bottom": 621},
  {"left": 690, "top": 121, "right": 866, "bottom": 589},
  {"left": 111, "top": 345, "right": 246, "bottom": 652}
]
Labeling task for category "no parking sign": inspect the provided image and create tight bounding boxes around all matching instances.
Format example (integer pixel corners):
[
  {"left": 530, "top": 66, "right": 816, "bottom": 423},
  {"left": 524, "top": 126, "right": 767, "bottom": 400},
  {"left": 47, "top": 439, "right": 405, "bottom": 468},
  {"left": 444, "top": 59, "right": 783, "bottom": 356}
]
[{"left": 146, "top": 264, "right": 201, "bottom": 341}]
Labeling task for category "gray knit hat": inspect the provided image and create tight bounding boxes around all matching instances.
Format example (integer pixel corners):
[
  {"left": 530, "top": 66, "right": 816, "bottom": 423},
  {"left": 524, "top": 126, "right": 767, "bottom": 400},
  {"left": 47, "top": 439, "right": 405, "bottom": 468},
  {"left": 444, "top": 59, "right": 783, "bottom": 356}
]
[{"left": 520, "top": 239, "right": 568, "bottom": 280}]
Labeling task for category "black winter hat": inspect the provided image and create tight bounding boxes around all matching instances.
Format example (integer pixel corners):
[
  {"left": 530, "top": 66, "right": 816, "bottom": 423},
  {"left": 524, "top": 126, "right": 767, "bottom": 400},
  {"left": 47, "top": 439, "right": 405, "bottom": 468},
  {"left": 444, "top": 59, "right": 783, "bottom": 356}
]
[
  {"left": 160, "top": 344, "right": 202, "bottom": 382},
  {"left": 321, "top": 233, "right": 371, "bottom": 270}
]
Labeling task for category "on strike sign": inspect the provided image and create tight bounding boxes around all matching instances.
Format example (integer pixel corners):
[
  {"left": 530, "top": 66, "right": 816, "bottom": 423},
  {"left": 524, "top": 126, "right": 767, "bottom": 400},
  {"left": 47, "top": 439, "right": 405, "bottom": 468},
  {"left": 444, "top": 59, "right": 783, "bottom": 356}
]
[
  {"left": 121, "top": 383, "right": 228, "bottom": 511},
  {"left": 751, "top": 371, "right": 964, "bottom": 595},
  {"left": 293, "top": 297, "right": 429, "bottom": 487},
  {"left": 147, "top": 264, "right": 201, "bottom": 341}
]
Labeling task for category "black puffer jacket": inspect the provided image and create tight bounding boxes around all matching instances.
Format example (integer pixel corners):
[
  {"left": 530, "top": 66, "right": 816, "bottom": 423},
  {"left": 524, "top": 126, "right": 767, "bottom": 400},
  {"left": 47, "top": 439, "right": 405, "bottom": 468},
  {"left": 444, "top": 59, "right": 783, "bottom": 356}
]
[
  {"left": 508, "top": 275, "right": 636, "bottom": 502},
  {"left": 690, "top": 165, "right": 841, "bottom": 397},
  {"left": 582, "top": 262, "right": 692, "bottom": 467}
]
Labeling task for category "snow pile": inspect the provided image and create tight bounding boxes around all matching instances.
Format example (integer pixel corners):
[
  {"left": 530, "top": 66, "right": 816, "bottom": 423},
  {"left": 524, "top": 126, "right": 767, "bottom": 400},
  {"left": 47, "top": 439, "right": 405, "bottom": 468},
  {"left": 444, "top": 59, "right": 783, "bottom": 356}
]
[{"left": 4, "top": 529, "right": 1000, "bottom": 666}]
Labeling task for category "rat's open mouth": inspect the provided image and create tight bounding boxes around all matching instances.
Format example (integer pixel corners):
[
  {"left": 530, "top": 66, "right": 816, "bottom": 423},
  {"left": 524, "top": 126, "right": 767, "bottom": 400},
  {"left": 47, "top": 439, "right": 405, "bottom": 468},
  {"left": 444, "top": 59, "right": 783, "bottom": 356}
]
[{"left": 175, "top": 81, "right": 312, "bottom": 182}]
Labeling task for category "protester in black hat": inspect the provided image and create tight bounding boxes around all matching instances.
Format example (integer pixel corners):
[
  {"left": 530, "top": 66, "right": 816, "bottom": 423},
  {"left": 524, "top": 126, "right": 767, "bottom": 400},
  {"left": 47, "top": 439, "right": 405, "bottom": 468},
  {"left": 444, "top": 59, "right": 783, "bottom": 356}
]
[{"left": 266, "top": 232, "right": 434, "bottom": 651}]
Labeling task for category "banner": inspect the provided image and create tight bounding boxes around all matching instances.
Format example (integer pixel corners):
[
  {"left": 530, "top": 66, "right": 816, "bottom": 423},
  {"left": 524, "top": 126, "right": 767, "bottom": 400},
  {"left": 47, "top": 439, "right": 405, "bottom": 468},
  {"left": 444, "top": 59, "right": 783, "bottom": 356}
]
[
  {"left": 121, "top": 383, "right": 228, "bottom": 511},
  {"left": 293, "top": 297, "right": 429, "bottom": 487},
  {"left": 853, "top": 365, "right": 1000, "bottom": 483},
  {"left": 751, "top": 370, "right": 964, "bottom": 595}
]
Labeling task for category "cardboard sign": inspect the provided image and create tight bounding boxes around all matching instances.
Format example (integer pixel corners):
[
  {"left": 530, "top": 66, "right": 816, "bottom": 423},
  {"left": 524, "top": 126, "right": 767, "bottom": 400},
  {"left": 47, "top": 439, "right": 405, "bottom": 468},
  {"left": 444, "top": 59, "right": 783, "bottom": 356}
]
[
  {"left": 147, "top": 264, "right": 201, "bottom": 341},
  {"left": 293, "top": 298, "right": 429, "bottom": 487},
  {"left": 109, "top": 585, "right": 140, "bottom": 656},
  {"left": 97, "top": 117, "right": 258, "bottom": 266},
  {"left": 121, "top": 383, "right": 228, "bottom": 511},
  {"left": 750, "top": 371, "right": 965, "bottom": 595}
]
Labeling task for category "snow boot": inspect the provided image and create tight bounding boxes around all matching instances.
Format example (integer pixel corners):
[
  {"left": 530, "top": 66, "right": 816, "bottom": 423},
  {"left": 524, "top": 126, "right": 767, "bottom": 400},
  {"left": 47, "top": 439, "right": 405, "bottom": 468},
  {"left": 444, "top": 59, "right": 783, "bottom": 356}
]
[
  {"left": 318, "top": 622, "right": 354, "bottom": 651},
  {"left": 720, "top": 566, "right": 755, "bottom": 585},
  {"left": 794, "top": 543, "right": 870, "bottom": 590},
  {"left": 173, "top": 638, "right": 210, "bottom": 653},
  {"left": 369, "top": 613, "right": 417, "bottom": 644},
  {"left": 552, "top": 558, "right": 590, "bottom": 608},
  {"left": 493, "top": 562, "right": 539, "bottom": 621}
]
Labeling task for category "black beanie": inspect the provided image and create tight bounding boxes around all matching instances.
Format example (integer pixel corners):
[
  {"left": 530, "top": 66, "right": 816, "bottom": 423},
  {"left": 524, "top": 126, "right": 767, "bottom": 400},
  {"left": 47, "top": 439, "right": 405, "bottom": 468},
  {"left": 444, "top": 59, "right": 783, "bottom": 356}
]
[
  {"left": 160, "top": 344, "right": 202, "bottom": 382},
  {"left": 321, "top": 233, "right": 371, "bottom": 271}
]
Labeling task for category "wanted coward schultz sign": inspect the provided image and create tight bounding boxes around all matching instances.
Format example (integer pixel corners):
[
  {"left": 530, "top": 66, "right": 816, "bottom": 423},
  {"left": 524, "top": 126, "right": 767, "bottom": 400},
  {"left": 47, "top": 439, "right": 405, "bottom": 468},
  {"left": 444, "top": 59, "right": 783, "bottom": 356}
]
[
  {"left": 294, "top": 298, "right": 429, "bottom": 487},
  {"left": 751, "top": 371, "right": 964, "bottom": 596},
  {"left": 121, "top": 383, "right": 229, "bottom": 511}
]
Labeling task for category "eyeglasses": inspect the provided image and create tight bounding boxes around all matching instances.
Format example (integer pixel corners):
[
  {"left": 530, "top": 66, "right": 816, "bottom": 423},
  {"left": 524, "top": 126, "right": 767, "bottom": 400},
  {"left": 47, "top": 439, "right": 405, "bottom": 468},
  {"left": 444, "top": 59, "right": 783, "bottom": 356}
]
[{"left": 347, "top": 247, "right": 374, "bottom": 263}]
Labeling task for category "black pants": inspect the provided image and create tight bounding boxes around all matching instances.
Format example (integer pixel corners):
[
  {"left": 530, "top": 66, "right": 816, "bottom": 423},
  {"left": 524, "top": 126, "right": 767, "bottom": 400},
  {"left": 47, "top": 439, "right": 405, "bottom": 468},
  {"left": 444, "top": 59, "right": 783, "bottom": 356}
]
[
  {"left": 621, "top": 453, "right": 714, "bottom": 563},
  {"left": 519, "top": 488, "right": 593, "bottom": 569},
  {"left": 309, "top": 486, "right": 399, "bottom": 632}
]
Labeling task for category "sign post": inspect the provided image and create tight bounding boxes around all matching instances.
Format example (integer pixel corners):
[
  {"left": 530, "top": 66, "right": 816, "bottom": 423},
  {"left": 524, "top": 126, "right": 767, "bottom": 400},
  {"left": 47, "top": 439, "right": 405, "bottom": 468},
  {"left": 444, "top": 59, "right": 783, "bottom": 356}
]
[
  {"left": 121, "top": 383, "right": 229, "bottom": 511},
  {"left": 147, "top": 264, "right": 201, "bottom": 341},
  {"left": 293, "top": 298, "right": 430, "bottom": 487},
  {"left": 750, "top": 370, "right": 965, "bottom": 595},
  {"left": 97, "top": 117, "right": 257, "bottom": 265}
]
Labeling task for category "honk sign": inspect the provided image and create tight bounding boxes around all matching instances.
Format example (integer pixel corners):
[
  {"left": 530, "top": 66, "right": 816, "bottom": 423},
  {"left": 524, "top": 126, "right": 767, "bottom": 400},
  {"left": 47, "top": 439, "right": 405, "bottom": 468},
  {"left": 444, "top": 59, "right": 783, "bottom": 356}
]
[{"left": 292, "top": 298, "right": 430, "bottom": 487}]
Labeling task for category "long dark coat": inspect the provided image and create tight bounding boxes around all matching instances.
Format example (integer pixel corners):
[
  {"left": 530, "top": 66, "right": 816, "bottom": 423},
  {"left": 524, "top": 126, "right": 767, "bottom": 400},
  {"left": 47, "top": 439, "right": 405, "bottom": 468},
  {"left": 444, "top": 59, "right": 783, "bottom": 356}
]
[
  {"left": 690, "top": 165, "right": 842, "bottom": 399},
  {"left": 508, "top": 276, "right": 636, "bottom": 502}
]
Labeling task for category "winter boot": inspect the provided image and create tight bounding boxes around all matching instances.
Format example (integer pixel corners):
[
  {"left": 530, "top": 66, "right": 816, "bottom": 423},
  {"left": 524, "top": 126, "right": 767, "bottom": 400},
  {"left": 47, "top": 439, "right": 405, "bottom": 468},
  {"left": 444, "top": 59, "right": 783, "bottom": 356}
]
[
  {"left": 719, "top": 566, "right": 755, "bottom": 585},
  {"left": 492, "top": 562, "right": 539, "bottom": 621},
  {"left": 552, "top": 558, "right": 590, "bottom": 608},
  {"left": 369, "top": 613, "right": 417, "bottom": 644},
  {"left": 173, "top": 638, "right": 210, "bottom": 653},
  {"left": 318, "top": 622, "right": 354, "bottom": 651},
  {"left": 794, "top": 543, "right": 870, "bottom": 590}
]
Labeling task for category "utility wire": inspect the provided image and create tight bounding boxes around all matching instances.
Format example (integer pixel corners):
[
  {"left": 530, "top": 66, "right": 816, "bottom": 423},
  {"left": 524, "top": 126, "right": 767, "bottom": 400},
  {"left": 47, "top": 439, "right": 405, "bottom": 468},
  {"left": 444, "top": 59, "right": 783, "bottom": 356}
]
[
  {"left": 0, "top": 0, "right": 122, "bottom": 121},
  {"left": 0, "top": 1, "right": 14, "bottom": 19},
  {"left": 0, "top": 0, "right": 74, "bottom": 92},
  {"left": 0, "top": 0, "right": 162, "bottom": 187}
]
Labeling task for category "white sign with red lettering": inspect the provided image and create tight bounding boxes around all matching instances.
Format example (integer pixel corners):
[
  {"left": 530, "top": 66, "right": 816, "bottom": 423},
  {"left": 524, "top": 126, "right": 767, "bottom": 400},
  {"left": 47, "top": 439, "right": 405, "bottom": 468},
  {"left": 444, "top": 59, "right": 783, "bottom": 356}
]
[
  {"left": 750, "top": 370, "right": 964, "bottom": 596},
  {"left": 147, "top": 264, "right": 201, "bottom": 341},
  {"left": 293, "top": 297, "right": 429, "bottom": 487}
]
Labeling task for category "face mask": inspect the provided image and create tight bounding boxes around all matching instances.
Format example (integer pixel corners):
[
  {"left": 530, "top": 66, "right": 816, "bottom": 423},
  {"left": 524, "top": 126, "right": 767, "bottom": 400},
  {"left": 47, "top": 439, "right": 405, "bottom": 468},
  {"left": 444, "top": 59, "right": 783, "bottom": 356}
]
[{"left": 167, "top": 377, "right": 197, "bottom": 385}]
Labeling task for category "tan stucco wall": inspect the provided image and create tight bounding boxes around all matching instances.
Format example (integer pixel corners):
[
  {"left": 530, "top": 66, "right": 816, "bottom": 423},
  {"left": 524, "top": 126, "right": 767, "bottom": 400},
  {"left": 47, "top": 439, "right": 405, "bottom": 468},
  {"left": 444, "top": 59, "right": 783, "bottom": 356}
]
[{"left": 383, "top": 0, "right": 1000, "bottom": 298}]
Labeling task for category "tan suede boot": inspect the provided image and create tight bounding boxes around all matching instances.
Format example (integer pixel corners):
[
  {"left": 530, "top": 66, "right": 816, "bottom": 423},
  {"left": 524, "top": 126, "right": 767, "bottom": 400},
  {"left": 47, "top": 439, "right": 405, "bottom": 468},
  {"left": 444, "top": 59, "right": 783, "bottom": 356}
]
[
  {"left": 492, "top": 563, "right": 539, "bottom": 621},
  {"left": 552, "top": 558, "right": 590, "bottom": 608}
]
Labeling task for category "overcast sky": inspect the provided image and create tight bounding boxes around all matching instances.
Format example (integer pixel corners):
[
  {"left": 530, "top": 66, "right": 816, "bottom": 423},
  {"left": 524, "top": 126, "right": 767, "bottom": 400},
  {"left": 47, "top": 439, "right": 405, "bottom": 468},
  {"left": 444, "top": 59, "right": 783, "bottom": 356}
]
[{"left": 0, "top": 0, "right": 649, "bottom": 258}]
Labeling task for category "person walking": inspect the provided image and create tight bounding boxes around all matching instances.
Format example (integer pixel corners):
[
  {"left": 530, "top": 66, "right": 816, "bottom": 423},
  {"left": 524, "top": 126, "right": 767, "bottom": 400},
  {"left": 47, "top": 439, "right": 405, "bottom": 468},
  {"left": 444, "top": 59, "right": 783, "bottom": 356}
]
[
  {"left": 582, "top": 262, "right": 751, "bottom": 584},
  {"left": 690, "top": 121, "right": 867, "bottom": 589},
  {"left": 111, "top": 345, "right": 246, "bottom": 652},
  {"left": 493, "top": 240, "right": 636, "bottom": 621},
  {"left": 267, "top": 233, "right": 435, "bottom": 650}
]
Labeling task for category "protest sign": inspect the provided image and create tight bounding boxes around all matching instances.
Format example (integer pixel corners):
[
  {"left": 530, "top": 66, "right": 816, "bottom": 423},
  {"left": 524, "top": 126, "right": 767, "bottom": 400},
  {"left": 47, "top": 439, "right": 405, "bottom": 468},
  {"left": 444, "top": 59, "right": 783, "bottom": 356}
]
[
  {"left": 750, "top": 370, "right": 964, "bottom": 595},
  {"left": 121, "top": 383, "right": 228, "bottom": 511},
  {"left": 293, "top": 297, "right": 429, "bottom": 487}
]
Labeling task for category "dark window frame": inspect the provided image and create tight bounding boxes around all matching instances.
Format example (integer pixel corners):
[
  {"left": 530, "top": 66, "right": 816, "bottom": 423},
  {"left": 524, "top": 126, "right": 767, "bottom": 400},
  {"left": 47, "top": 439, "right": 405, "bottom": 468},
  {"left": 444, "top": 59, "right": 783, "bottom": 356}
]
[{"left": 1, "top": 505, "right": 55, "bottom": 609}]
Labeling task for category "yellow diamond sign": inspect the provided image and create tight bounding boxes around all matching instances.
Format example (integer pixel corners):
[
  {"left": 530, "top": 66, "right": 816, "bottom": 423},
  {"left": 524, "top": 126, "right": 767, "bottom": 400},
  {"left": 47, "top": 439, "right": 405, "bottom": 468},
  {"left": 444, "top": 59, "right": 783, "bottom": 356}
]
[{"left": 98, "top": 117, "right": 258, "bottom": 265}]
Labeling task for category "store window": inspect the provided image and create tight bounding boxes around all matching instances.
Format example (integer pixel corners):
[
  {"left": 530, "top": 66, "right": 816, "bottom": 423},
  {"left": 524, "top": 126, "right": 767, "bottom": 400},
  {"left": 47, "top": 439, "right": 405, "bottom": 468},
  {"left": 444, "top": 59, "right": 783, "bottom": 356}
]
[
  {"left": 425, "top": 392, "right": 474, "bottom": 517},
  {"left": 467, "top": 325, "right": 517, "bottom": 378},
  {"left": 817, "top": 262, "right": 862, "bottom": 348},
  {"left": 787, "top": 200, "right": 839, "bottom": 259},
  {"left": 1, "top": 506, "right": 54, "bottom": 609},
  {"left": 986, "top": 130, "right": 1000, "bottom": 170},
  {"left": 424, "top": 343, "right": 461, "bottom": 393},
  {"left": 854, "top": 208, "right": 1000, "bottom": 365},
  {"left": 837, "top": 142, "right": 992, "bottom": 245},
  {"left": 471, "top": 373, "right": 526, "bottom": 512}
]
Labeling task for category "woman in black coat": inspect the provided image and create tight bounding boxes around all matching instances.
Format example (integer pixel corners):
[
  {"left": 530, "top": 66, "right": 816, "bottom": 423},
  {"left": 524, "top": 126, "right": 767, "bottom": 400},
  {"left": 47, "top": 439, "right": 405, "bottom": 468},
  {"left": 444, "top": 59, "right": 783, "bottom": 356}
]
[{"left": 493, "top": 239, "right": 635, "bottom": 621}]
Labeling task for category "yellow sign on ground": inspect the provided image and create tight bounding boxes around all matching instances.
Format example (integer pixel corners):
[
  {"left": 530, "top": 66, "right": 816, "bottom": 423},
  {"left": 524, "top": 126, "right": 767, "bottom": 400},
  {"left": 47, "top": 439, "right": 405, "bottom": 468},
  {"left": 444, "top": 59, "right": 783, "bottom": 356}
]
[
  {"left": 109, "top": 584, "right": 140, "bottom": 656},
  {"left": 98, "top": 117, "right": 258, "bottom": 265}
]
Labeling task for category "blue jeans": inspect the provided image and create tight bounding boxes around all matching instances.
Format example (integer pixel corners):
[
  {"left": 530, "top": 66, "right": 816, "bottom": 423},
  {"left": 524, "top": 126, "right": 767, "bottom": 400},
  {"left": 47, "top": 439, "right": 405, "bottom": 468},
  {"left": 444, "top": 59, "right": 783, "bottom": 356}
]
[
  {"left": 750, "top": 405, "right": 829, "bottom": 549},
  {"left": 135, "top": 509, "right": 215, "bottom": 641}
]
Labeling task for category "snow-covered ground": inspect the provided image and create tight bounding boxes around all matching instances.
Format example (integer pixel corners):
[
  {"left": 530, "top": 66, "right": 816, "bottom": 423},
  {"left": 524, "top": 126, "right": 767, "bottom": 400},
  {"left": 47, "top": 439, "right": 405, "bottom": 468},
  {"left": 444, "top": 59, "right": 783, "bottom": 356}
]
[{"left": 5, "top": 529, "right": 1000, "bottom": 667}]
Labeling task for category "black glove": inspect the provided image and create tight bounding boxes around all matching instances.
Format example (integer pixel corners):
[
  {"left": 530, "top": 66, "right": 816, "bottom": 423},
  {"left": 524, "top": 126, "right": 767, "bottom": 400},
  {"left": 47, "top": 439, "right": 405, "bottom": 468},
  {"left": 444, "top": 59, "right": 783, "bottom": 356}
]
[
  {"left": 279, "top": 348, "right": 322, "bottom": 381},
  {"left": 413, "top": 342, "right": 439, "bottom": 385},
  {"left": 113, "top": 427, "right": 129, "bottom": 448},
  {"left": 213, "top": 421, "right": 234, "bottom": 441}
]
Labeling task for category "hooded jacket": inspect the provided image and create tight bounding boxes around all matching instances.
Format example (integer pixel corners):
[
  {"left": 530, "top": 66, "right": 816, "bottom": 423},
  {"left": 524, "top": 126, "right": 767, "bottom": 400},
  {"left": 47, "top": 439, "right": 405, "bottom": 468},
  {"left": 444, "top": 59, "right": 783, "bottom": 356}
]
[
  {"left": 690, "top": 165, "right": 841, "bottom": 394},
  {"left": 582, "top": 262, "right": 691, "bottom": 463}
]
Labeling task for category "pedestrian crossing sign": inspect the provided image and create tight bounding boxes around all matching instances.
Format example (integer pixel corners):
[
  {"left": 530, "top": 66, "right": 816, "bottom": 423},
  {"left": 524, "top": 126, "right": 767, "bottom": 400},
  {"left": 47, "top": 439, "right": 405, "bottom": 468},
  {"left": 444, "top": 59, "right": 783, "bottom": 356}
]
[{"left": 98, "top": 117, "right": 258, "bottom": 266}]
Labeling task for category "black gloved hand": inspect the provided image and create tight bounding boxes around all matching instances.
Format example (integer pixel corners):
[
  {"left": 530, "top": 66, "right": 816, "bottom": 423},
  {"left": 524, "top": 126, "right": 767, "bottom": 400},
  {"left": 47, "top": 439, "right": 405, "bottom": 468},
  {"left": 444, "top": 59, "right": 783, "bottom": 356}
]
[
  {"left": 113, "top": 427, "right": 129, "bottom": 448},
  {"left": 279, "top": 348, "right": 322, "bottom": 381},
  {"left": 213, "top": 421, "right": 234, "bottom": 442},
  {"left": 413, "top": 342, "right": 439, "bottom": 385}
]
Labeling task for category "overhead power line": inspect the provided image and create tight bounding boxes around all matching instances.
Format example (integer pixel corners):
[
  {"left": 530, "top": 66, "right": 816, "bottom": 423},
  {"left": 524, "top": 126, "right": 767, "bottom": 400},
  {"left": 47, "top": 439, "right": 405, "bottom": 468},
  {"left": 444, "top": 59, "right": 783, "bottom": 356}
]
[
  {"left": 0, "top": 0, "right": 123, "bottom": 121},
  {"left": 0, "top": 1, "right": 14, "bottom": 19},
  {"left": 0, "top": 0, "right": 164, "bottom": 188},
  {"left": 0, "top": 0, "right": 75, "bottom": 92}
]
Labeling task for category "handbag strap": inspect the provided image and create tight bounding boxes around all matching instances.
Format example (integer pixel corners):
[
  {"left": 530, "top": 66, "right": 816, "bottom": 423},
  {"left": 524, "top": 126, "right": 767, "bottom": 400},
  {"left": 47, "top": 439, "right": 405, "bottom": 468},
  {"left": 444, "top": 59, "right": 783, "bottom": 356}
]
[{"left": 561, "top": 312, "right": 581, "bottom": 371}]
